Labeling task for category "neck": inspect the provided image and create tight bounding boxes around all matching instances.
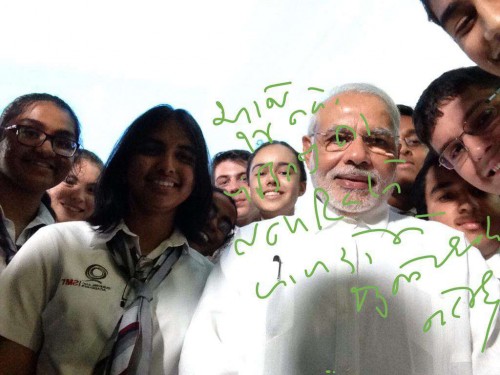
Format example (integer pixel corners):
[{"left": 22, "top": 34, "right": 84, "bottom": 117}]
[
  {"left": 0, "top": 176, "right": 44, "bottom": 239},
  {"left": 125, "top": 212, "right": 176, "bottom": 256},
  {"left": 388, "top": 182, "right": 414, "bottom": 212}
]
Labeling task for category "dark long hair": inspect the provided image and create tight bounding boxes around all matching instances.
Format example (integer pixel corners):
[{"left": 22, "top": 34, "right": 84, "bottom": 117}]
[{"left": 89, "top": 104, "right": 212, "bottom": 242}]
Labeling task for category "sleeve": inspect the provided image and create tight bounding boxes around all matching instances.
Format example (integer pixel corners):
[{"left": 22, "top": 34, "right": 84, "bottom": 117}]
[
  {"left": 179, "top": 252, "right": 244, "bottom": 375},
  {"left": 466, "top": 246, "right": 500, "bottom": 374},
  {"left": 0, "top": 226, "right": 61, "bottom": 351}
]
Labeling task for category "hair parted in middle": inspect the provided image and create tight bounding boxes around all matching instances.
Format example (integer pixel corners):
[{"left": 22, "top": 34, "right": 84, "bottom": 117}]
[{"left": 89, "top": 104, "right": 212, "bottom": 242}]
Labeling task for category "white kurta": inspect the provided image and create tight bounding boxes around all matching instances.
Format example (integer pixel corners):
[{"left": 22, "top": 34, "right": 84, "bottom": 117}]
[
  {"left": 0, "top": 221, "right": 213, "bottom": 375},
  {"left": 180, "top": 206, "right": 500, "bottom": 375}
]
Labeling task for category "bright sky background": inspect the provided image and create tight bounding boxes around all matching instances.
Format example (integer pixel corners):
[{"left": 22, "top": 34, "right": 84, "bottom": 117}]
[{"left": 0, "top": 0, "right": 473, "bottom": 162}]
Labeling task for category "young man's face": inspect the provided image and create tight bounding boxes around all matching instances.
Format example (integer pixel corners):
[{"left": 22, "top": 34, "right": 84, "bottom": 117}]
[
  {"left": 213, "top": 160, "right": 259, "bottom": 226},
  {"left": 425, "top": 164, "right": 500, "bottom": 259},
  {"left": 429, "top": 85, "right": 500, "bottom": 194},
  {"left": 428, "top": 0, "right": 500, "bottom": 77}
]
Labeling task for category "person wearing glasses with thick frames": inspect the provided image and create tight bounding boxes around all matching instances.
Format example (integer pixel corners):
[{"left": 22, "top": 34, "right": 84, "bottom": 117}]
[
  {"left": 0, "top": 93, "right": 81, "bottom": 273},
  {"left": 388, "top": 105, "right": 429, "bottom": 215},
  {"left": 414, "top": 66, "right": 500, "bottom": 194}
]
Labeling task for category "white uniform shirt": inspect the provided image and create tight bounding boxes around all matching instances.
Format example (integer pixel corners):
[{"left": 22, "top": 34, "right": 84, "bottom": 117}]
[
  {"left": 0, "top": 203, "right": 54, "bottom": 273},
  {"left": 0, "top": 221, "right": 213, "bottom": 374},
  {"left": 487, "top": 250, "right": 500, "bottom": 279},
  {"left": 180, "top": 205, "right": 500, "bottom": 375}
]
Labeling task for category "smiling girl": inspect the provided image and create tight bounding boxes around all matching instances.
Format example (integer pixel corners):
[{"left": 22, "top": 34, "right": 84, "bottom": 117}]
[
  {"left": 48, "top": 149, "right": 103, "bottom": 222},
  {"left": 247, "top": 141, "right": 307, "bottom": 220},
  {"left": 0, "top": 105, "right": 213, "bottom": 374}
]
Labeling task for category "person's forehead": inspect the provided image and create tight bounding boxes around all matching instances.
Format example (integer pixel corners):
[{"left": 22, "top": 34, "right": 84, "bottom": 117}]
[
  {"left": 252, "top": 145, "right": 295, "bottom": 164},
  {"left": 425, "top": 165, "right": 466, "bottom": 195},
  {"left": 399, "top": 116, "right": 416, "bottom": 137},
  {"left": 214, "top": 160, "right": 247, "bottom": 177},
  {"left": 16, "top": 101, "right": 76, "bottom": 136},
  {"left": 316, "top": 92, "right": 392, "bottom": 132},
  {"left": 430, "top": 86, "right": 493, "bottom": 149}
]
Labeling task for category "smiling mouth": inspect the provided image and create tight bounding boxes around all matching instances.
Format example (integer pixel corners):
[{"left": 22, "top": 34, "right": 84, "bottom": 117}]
[
  {"left": 61, "top": 202, "right": 84, "bottom": 213},
  {"left": 263, "top": 191, "right": 282, "bottom": 198},
  {"left": 487, "top": 163, "right": 500, "bottom": 178}
]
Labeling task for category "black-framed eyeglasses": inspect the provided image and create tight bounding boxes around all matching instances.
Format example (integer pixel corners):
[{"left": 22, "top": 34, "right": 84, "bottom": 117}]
[
  {"left": 311, "top": 126, "right": 397, "bottom": 157},
  {"left": 5, "top": 124, "right": 79, "bottom": 158},
  {"left": 438, "top": 87, "right": 500, "bottom": 170}
]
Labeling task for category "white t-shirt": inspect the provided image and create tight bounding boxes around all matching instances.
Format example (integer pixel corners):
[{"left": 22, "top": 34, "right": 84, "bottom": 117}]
[
  {"left": 180, "top": 206, "right": 500, "bottom": 375},
  {"left": 0, "top": 220, "right": 213, "bottom": 375}
]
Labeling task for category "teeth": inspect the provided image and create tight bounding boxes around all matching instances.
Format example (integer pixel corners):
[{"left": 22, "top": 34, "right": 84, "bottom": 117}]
[
  {"left": 489, "top": 163, "right": 500, "bottom": 177},
  {"left": 155, "top": 180, "right": 175, "bottom": 187},
  {"left": 264, "top": 191, "right": 280, "bottom": 196}
]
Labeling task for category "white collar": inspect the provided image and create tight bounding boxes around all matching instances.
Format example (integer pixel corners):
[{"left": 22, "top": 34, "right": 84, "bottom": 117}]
[{"left": 90, "top": 221, "right": 188, "bottom": 259}]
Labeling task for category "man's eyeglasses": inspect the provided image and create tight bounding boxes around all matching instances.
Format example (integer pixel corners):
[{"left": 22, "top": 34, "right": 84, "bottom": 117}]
[
  {"left": 438, "top": 87, "right": 500, "bottom": 170},
  {"left": 5, "top": 124, "right": 79, "bottom": 158},
  {"left": 311, "top": 126, "right": 397, "bottom": 157}
]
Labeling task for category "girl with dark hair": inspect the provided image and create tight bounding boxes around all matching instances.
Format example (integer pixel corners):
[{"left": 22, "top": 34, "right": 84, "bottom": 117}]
[
  {"left": 0, "top": 104, "right": 213, "bottom": 375},
  {"left": 48, "top": 149, "right": 104, "bottom": 222},
  {"left": 0, "top": 93, "right": 81, "bottom": 271}
]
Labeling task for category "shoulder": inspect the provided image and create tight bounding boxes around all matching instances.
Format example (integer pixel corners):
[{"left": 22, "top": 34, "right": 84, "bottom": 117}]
[
  {"left": 183, "top": 247, "right": 214, "bottom": 273},
  {"left": 33, "top": 221, "right": 95, "bottom": 243}
]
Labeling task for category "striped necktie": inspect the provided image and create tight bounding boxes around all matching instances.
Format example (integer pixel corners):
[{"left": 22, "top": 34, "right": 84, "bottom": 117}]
[{"left": 94, "top": 231, "right": 183, "bottom": 375}]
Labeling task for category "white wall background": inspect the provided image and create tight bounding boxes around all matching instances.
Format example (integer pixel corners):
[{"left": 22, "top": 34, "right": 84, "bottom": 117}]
[{"left": 0, "top": 0, "right": 473, "bottom": 161}]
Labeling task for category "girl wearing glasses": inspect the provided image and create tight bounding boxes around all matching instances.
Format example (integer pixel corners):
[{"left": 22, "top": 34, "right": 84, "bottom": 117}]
[
  {"left": 0, "top": 93, "right": 81, "bottom": 272},
  {"left": 0, "top": 105, "right": 213, "bottom": 374}
]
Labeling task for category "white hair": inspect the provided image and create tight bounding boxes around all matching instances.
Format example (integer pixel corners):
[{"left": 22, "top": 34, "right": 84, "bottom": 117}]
[{"left": 307, "top": 83, "right": 400, "bottom": 139}]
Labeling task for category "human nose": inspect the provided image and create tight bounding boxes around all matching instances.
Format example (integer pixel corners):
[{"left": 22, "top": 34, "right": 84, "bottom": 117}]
[
  {"left": 35, "top": 137, "right": 57, "bottom": 157},
  {"left": 478, "top": 2, "right": 500, "bottom": 42},
  {"left": 462, "top": 134, "right": 491, "bottom": 162},
  {"left": 399, "top": 139, "right": 411, "bottom": 156},
  {"left": 158, "top": 150, "right": 178, "bottom": 174},
  {"left": 458, "top": 192, "right": 480, "bottom": 215},
  {"left": 344, "top": 135, "right": 370, "bottom": 166},
  {"left": 69, "top": 187, "right": 85, "bottom": 203},
  {"left": 226, "top": 178, "right": 241, "bottom": 194}
]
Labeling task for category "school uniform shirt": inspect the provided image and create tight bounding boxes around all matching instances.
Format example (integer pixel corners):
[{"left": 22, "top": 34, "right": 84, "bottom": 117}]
[
  {"left": 0, "top": 220, "right": 213, "bottom": 375},
  {"left": 0, "top": 203, "right": 54, "bottom": 273},
  {"left": 179, "top": 205, "right": 500, "bottom": 375},
  {"left": 487, "top": 250, "right": 500, "bottom": 279}
]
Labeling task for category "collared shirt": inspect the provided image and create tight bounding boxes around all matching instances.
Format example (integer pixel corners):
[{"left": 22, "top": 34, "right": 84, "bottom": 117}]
[
  {"left": 0, "top": 203, "right": 54, "bottom": 273},
  {"left": 180, "top": 203, "right": 500, "bottom": 375},
  {"left": 0, "top": 220, "right": 213, "bottom": 375},
  {"left": 486, "top": 250, "right": 500, "bottom": 279}
]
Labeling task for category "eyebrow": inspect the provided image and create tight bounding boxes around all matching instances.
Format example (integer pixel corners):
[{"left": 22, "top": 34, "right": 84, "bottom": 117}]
[
  {"left": 367, "top": 128, "right": 394, "bottom": 137},
  {"left": 251, "top": 162, "right": 291, "bottom": 172},
  {"left": 215, "top": 172, "right": 246, "bottom": 180},
  {"left": 17, "top": 118, "right": 76, "bottom": 138},
  {"left": 430, "top": 181, "right": 453, "bottom": 196},
  {"left": 438, "top": 1, "right": 461, "bottom": 27}
]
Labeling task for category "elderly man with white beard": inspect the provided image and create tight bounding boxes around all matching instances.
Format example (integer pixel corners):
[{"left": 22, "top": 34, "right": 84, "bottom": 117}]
[{"left": 179, "top": 84, "right": 500, "bottom": 375}]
